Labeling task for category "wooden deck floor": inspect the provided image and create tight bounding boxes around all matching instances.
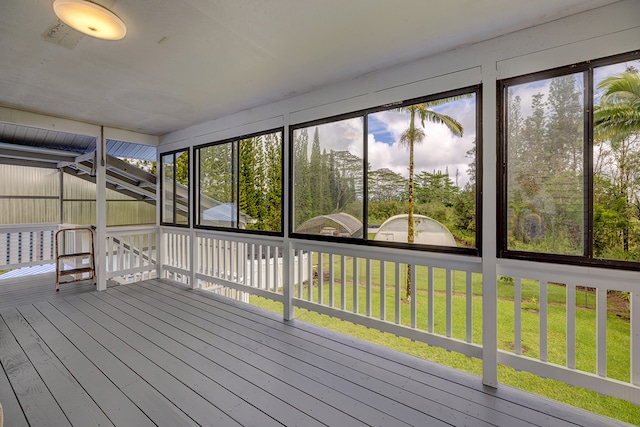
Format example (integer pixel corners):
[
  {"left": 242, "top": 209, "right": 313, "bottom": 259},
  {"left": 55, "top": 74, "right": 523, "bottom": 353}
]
[{"left": 0, "top": 278, "right": 632, "bottom": 427}]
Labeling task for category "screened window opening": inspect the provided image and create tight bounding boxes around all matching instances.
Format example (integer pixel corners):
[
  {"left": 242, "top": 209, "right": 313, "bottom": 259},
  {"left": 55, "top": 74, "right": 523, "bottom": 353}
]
[
  {"left": 500, "top": 51, "right": 640, "bottom": 267},
  {"left": 196, "top": 129, "right": 283, "bottom": 233},
  {"left": 291, "top": 86, "right": 480, "bottom": 254},
  {"left": 160, "top": 149, "right": 189, "bottom": 226}
]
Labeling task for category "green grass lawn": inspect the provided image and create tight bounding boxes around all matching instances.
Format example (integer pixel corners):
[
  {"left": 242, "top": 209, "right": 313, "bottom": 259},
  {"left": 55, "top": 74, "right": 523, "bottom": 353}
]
[{"left": 248, "top": 256, "right": 639, "bottom": 424}]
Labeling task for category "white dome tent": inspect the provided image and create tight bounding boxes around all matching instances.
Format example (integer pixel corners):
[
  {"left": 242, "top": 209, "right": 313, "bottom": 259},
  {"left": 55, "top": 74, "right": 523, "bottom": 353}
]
[{"left": 374, "top": 214, "right": 456, "bottom": 246}]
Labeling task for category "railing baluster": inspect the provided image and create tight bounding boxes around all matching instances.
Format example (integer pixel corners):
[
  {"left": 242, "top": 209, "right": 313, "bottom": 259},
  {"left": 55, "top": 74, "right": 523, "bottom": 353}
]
[
  {"left": 318, "top": 252, "right": 323, "bottom": 304},
  {"left": 567, "top": 283, "right": 576, "bottom": 369},
  {"left": 251, "top": 244, "right": 256, "bottom": 287},
  {"left": 329, "top": 253, "right": 335, "bottom": 308},
  {"left": 428, "top": 266, "right": 434, "bottom": 333},
  {"left": 214, "top": 239, "right": 219, "bottom": 278},
  {"left": 411, "top": 264, "right": 416, "bottom": 329},
  {"left": 257, "top": 244, "right": 263, "bottom": 288},
  {"left": 514, "top": 277, "right": 522, "bottom": 355},
  {"left": 353, "top": 256, "right": 359, "bottom": 314},
  {"left": 540, "top": 280, "right": 548, "bottom": 362},
  {"left": 266, "top": 245, "right": 271, "bottom": 291},
  {"left": 395, "top": 262, "right": 400, "bottom": 325},
  {"left": 466, "top": 271, "right": 472, "bottom": 343},
  {"left": 238, "top": 241, "right": 243, "bottom": 284},
  {"left": 117, "top": 236, "right": 124, "bottom": 272},
  {"left": 446, "top": 269, "right": 452, "bottom": 337},
  {"left": 273, "top": 245, "right": 278, "bottom": 292},
  {"left": 366, "top": 258, "right": 372, "bottom": 317},
  {"left": 597, "top": 287, "right": 607, "bottom": 377},
  {"left": 297, "top": 249, "right": 303, "bottom": 298},
  {"left": 632, "top": 290, "right": 640, "bottom": 386},
  {"left": 307, "top": 250, "right": 313, "bottom": 301},
  {"left": 237, "top": 241, "right": 241, "bottom": 282},
  {"left": 204, "top": 237, "right": 209, "bottom": 277},
  {"left": 341, "top": 255, "right": 346, "bottom": 310},
  {"left": 223, "top": 239, "right": 229, "bottom": 280},
  {"left": 380, "top": 260, "right": 386, "bottom": 321}
]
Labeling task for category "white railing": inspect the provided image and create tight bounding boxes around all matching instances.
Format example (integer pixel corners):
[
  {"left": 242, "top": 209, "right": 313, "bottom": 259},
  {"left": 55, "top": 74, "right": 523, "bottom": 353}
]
[
  {"left": 105, "top": 225, "right": 157, "bottom": 283},
  {"left": 291, "top": 239, "right": 483, "bottom": 359},
  {"left": 161, "top": 227, "right": 191, "bottom": 285},
  {"left": 195, "top": 230, "right": 289, "bottom": 302},
  {"left": 497, "top": 259, "right": 640, "bottom": 405},
  {"left": 0, "top": 223, "right": 58, "bottom": 269}
]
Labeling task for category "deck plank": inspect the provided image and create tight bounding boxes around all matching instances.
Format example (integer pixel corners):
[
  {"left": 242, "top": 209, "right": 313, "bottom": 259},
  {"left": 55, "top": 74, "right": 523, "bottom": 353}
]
[
  {"left": 17, "top": 303, "right": 156, "bottom": 427},
  {"left": 0, "top": 277, "right": 634, "bottom": 427},
  {"left": 85, "top": 290, "right": 355, "bottom": 427},
  {"left": 32, "top": 300, "right": 198, "bottom": 427},
  {"left": 135, "top": 280, "right": 507, "bottom": 425},
  {"left": 112, "top": 282, "right": 459, "bottom": 426},
  {"left": 101, "top": 285, "right": 421, "bottom": 427},
  {"left": 0, "top": 307, "right": 108, "bottom": 426},
  {"left": 144, "top": 279, "right": 632, "bottom": 427},
  {"left": 57, "top": 295, "right": 243, "bottom": 427},
  {"left": 0, "top": 309, "right": 72, "bottom": 427},
  {"left": 0, "top": 319, "right": 31, "bottom": 427}
]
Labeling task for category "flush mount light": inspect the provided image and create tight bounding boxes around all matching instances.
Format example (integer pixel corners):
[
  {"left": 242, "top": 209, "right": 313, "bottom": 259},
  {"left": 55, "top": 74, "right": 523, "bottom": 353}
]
[{"left": 53, "top": 0, "right": 127, "bottom": 40}]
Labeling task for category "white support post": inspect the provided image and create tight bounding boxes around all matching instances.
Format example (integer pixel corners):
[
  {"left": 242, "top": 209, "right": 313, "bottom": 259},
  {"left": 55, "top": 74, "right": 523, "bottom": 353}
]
[
  {"left": 95, "top": 127, "right": 107, "bottom": 291},
  {"left": 282, "top": 120, "right": 294, "bottom": 321},
  {"left": 156, "top": 147, "right": 163, "bottom": 281},
  {"left": 481, "top": 57, "right": 499, "bottom": 388}
]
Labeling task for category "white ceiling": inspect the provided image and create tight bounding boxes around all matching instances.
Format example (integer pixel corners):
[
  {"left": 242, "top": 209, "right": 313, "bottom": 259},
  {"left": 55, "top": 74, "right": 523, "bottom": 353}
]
[{"left": 0, "top": 0, "right": 619, "bottom": 137}]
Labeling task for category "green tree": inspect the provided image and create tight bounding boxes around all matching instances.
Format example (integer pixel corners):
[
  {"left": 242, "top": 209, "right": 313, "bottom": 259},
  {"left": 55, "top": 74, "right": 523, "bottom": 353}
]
[
  {"left": 240, "top": 136, "right": 264, "bottom": 227},
  {"left": 309, "top": 128, "right": 323, "bottom": 216},
  {"left": 368, "top": 168, "right": 407, "bottom": 203},
  {"left": 595, "top": 69, "right": 640, "bottom": 140},
  {"left": 329, "top": 150, "right": 362, "bottom": 212},
  {"left": 294, "top": 129, "right": 312, "bottom": 228},
  {"left": 263, "top": 132, "right": 283, "bottom": 231},
  {"left": 415, "top": 170, "right": 458, "bottom": 206},
  {"left": 594, "top": 69, "right": 640, "bottom": 255},
  {"left": 398, "top": 99, "right": 467, "bottom": 300}
]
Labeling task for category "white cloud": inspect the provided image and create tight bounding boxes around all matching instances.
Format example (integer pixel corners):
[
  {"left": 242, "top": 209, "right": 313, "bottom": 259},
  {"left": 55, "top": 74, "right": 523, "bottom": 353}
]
[{"left": 297, "top": 97, "right": 478, "bottom": 188}]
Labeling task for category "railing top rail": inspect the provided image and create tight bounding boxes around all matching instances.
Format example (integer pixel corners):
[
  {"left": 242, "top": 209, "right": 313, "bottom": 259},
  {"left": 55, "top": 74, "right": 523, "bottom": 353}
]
[
  {"left": 194, "top": 229, "right": 285, "bottom": 246},
  {"left": 160, "top": 226, "right": 191, "bottom": 237},
  {"left": 107, "top": 225, "right": 158, "bottom": 235},
  {"left": 498, "top": 258, "right": 640, "bottom": 291},
  {"left": 0, "top": 223, "right": 59, "bottom": 232},
  {"left": 293, "top": 238, "right": 482, "bottom": 272}
]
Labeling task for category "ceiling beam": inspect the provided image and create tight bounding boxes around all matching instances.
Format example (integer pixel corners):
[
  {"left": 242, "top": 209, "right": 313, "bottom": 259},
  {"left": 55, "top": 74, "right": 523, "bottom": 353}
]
[
  {"left": 0, "top": 147, "right": 74, "bottom": 163},
  {"left": 0, "top": 107, "right": 100, "bottom": 137}
]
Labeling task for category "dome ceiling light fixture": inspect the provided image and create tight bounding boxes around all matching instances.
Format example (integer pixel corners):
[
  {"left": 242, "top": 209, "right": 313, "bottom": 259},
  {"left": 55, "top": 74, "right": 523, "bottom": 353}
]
[{"left": 53, "top": 0, "right": 127, "bottom": 41}]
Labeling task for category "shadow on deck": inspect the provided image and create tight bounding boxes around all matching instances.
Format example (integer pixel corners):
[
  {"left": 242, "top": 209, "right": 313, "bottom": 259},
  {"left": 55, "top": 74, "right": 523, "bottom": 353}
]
[{"left": 0, "top": 278, "right": 632, "bottom": 426}]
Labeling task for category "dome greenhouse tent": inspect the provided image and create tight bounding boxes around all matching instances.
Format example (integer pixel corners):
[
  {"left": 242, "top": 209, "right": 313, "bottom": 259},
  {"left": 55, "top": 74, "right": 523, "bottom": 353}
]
[
  {"left": 374, "top": 214, "right": 456, "bottom": 246},
  {"left": 295, "top": 213, "right": 363, "bottom": 238}
]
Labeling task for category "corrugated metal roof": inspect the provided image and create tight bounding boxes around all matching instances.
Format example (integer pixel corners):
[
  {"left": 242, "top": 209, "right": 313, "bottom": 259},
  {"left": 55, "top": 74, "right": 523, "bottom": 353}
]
[
  {"left": 0, "top": 122, "right": 95, "bottom": 153},
  {"left": 0, "top": 123, "right": 156, "bottom": 160},
  {"left": 106, "top": 139, "right": 156, "bottom": 161}
]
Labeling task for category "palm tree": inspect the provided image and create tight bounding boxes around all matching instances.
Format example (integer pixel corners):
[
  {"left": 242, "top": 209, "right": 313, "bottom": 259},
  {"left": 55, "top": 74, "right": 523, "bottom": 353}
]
[
  {"left": 398, "top": 97, "right": 467, "bottom": 300},
  {"left": 594, "top": 69, "right": 640, "bottom": 254},
  {"left": 594, "top": 69, "right": 640, "bottom": 141}
]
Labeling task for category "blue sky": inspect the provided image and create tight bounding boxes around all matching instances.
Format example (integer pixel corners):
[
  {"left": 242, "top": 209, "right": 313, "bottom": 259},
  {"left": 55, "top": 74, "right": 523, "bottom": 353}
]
[{"left": 368, "top": 115, "right": 395, "bottom": 145}]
